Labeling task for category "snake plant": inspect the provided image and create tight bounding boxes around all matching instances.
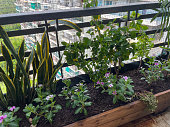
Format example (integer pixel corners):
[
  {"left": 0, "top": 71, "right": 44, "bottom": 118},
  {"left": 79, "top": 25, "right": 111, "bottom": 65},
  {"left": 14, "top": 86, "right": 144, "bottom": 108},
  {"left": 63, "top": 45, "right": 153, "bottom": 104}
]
[
  {"left": 32, "top": 30, "right": 63, "bottom": 93},
  {"left": 0, "top": 26, "right": 35, "bottom": 108}
]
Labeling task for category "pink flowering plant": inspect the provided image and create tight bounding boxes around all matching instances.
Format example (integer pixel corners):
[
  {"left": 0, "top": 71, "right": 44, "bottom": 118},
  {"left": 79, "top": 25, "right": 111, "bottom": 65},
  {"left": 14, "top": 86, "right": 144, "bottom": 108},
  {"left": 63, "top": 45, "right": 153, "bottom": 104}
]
[
  {"left": 59, "top": 79, "right": 92, "bottom": 115},
  {"left": 140, "top": 59, "right": 164, "bottom": 85},
  {"left": 0, "top": 106, "right": 21, "bottom": 127},
  {"left": 23, "top": 87, "right": 62, "bottom": 126},
  {"left": 97, "top": 73, "right": 134, "bottom": 104}
]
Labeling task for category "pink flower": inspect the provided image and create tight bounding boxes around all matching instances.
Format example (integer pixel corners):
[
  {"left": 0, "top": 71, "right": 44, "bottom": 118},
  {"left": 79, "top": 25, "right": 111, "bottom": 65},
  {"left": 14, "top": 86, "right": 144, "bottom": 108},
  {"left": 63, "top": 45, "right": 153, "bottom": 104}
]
[
  {"left": 101, "top": 82, "right": 104, "bottom": 85},
  {"left": 112, "top": 90, "right": 117, "bottom": 95},
  {"left": 0, "top": 115, "right": 7, "bottom": 123},
  {"left": 9, "top": 106, "right": 16, "bottom": 111},
  {"left": 105, "top": 72, "right": 110, "bottom": 78},
  {"left": 123, "top": 76, "right": 128, "bottom": 81},
  {"left": 96, "top": 81, "right": 100, "bottom": 85},
  {"left": 154, "top": 62, "right": 159, "bottom": 66},
  {"left": 46, "top": 95, "right": 54, "bottom": 100},
  {"left": 108, "top": 84, "right": 113, "bottom": 87}
]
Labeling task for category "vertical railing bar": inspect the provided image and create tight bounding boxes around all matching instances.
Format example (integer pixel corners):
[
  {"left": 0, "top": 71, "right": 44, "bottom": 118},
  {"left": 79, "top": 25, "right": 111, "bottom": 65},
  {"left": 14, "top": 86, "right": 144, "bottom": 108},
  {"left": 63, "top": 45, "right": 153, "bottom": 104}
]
[
  {"left": 135, "top": 10, "right": 138, "bottom": 20},
  {"left": 119, "top": 22, "right": 121, "bottom": 27},
  {"left": 55, "top": 19, "right": 63, "bottom": 78},
  {"left": 126, "top": 10, "right": 130, "bottom": 26},
  {"left": 45, "top": 20, "right": 53, "bottom": 58}
]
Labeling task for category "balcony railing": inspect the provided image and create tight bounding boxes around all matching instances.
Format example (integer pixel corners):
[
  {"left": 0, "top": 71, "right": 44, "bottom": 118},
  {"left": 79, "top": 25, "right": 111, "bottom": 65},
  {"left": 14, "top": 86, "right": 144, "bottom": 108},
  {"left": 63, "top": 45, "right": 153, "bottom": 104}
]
[{"left": 0, "top": 2, "right": 166, "bottom": 79}]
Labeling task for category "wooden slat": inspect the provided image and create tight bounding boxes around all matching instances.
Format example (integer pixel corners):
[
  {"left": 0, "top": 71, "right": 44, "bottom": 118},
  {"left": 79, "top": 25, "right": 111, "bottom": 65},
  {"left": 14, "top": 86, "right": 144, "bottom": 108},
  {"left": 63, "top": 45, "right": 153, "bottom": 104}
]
[
  {"left": 65, "top": 89, "right": 170, "bottom": 127},
  {"left": 121, "top": 108, "right": 170, "bottom": 127}
]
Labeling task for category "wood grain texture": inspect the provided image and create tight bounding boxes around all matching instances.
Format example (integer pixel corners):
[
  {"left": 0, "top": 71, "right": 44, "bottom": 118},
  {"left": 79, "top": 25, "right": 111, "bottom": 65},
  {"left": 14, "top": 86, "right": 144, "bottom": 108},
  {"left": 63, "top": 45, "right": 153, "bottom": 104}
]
[
  {"left": 121, "top": 107, "right": 170, "bottom": 127},
  {"left": 65, "top": 89, "right": 170, "bottom": 127}
]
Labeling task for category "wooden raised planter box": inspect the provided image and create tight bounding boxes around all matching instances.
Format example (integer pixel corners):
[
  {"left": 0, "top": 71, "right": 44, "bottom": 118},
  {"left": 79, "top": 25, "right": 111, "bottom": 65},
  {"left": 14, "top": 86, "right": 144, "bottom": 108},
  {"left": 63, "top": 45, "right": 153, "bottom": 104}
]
[{"left": 65, "top": 89, "right": 170, "bottom": 127}]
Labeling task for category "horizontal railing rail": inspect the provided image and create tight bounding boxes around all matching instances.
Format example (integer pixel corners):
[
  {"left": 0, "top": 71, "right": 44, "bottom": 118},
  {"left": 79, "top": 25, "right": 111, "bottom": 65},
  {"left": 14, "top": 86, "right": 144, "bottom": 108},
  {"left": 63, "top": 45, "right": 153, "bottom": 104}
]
[
  {"left": 0, "top": 2, "right": 167, "bottom": 77},
  {"left": 0, "top": 2, "right": 160, "bottom": 25},
  {"left": 4, "top": 13, "right": 163, "bottom": 38}
]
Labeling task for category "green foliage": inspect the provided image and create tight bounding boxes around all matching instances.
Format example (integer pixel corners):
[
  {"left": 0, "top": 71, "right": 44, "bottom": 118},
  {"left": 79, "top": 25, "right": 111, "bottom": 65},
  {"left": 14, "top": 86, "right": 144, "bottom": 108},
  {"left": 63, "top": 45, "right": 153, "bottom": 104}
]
[
  {"left": 0, "top": 0, "right": 16, "bottom": 15},
  {"left": 140, "top": 58, "right": 164, "bottom": 85},
  {"left": 123, "top": 11, "right": 140, "bottom": 19},
  {"left": 2, "top": 24, "right": 21, "bottom": 31},
  {"left": 83, "top": 0, "right": 98, "bottom": 8},
  {"left": 138, "top": 91, "right": 158, "bottom": 112},
  {"left": 23, "top": 87, "right": 62, "bottom": 126},
  {"left": 59, "top": 80, "right": 92, "bottom": 115},
  {"left": 151, "top": 0, "right": 170, "bottom": 55},
  {"left": 0, "top": 36, "right": 24, "bottom": 54},
  {"left": 32, "top": 31, "right": 63, "bottom": 93},
  {"left": 49, "top": 19, "right": 82, "bottom": 32},
  {"left": 96, "top": 73, "right": 134, "bottom": 104},
  {"left": 0, "top": 26, "right": 35, "bottom": 108},
  {"left": 104, "top": 22, "right": 136, "bottom": 76},
  {"left": 0, "top": 106, "right": 21, "bottom": 127},
  {"left": 162, "top": 59, "right": 170, "bottom": 73},
  {"left": 130, "top": 19, "right": 154, "bottom": 67},
  {"left": 63, "top": 19, "right": 138, "bottom": 82}
]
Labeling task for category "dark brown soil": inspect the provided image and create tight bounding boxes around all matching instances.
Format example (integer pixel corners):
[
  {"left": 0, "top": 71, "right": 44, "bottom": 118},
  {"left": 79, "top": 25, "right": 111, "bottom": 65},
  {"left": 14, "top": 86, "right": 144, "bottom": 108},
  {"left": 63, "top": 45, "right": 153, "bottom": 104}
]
[{"left": 18, "top": 69, "right": 170, "bottom": 127}]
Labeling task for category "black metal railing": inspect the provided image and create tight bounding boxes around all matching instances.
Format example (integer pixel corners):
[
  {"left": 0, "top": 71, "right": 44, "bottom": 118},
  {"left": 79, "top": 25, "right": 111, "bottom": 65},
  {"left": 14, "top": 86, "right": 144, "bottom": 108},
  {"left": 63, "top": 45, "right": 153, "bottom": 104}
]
[{"left": 0, "top": 2, "right": 165, "bottom": 77}]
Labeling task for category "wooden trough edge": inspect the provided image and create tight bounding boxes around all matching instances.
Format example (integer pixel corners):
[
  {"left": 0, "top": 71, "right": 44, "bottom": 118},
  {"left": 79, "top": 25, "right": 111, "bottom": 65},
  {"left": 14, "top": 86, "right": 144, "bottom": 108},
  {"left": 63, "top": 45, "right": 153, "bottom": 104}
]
[{"left": 65, "top": 89, "right": 170, "bottom": 127}]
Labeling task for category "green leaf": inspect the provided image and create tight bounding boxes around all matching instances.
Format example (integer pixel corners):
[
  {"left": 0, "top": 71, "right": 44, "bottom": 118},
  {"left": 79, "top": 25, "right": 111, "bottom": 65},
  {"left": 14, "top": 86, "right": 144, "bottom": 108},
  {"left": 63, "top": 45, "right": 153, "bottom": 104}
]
[
  {"left": 0, "top": 26, "right": 30, "bottom": 94},
  {"left": 47, "top": 111, "right": 53, "bottom": 124},
  {"left": 41, "top": 32, "right": 47, "bottom": 58},
  {"left": 8, "top": 122, "right": 19, "bottom": 127},
  {"left": 75, "top": 107, "right": 82, "bottom": 114},
  {"left": 26, "top": 112, "right": 31, "bottom": 119},
  {"left": 34, "top": 98, "right": 41, "bottom": 103},
  {"left": 36, "top": 42, "right": 42, "bottom": 62},
  {"left": 0, "top": 88, "right": 7, "bottom": 109},
  {"left": 14, "top": 107, "right": 20, "bottom": 113},
  {"left": 58, "top": 94, "right": 63, "bottom": 97},
  {"left": 85, "top": 102, "right": 92, "bottom": 106},
  {"left": 84, "top": 108, "right": 88, "bottom": 115},
  {"left": 32, "top": 116, "right": 40, "bottom": 126},
  {"left": 76, "top": 32, "right": 81, "bottom": 37},
  {"left": 25, "top": 49, "right": 35, "bottom": 73},
  {"left": 113, "top": 96, "right": 117, "bottom": 104},
  {"left": 49, "top": 19, "right": 82, "bottom": 32},
  {"left": 0, "top": 124, "right": 5, "bottom": 127},
  {"left": 48, "top": 60, "right": 63, "bottom": 87},
  {"left": 0, "top": 67, "right": 5, "bottom": 75},
  {"left": 18, "top": 40, "right": 25, "bottom": 62},
  {"left": 0, "top": 72, "right": 16, "bottom": 102},
  {"left": 23, "top": 108, "right": 29, "bottom": 113},
  {"left": 37, "top": 59, "right": 46, "bottom": 84},
  {"left": 1, "top": 43, "right": 14, "bottom": 80},
  {"left": 66, "top": 101, "right": 71, "bottom": 108},
  {"left": 55, "top": 104, "right": 62, "bottom": 110},
  {"left": 151, "top": 12, "right": 160, "bottom": 23},
  {"left": 48, "top": 55, "right": 53, "bottom": 80}
]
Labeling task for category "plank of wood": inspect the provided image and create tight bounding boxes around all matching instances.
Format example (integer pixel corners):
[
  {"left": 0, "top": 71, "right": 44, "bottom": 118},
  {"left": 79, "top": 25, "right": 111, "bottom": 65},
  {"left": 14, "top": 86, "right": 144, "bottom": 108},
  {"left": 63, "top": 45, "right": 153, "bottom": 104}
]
[
  {"left": 120, "top": 108, "right": 170, "bottom": 127},
  {"left": 65, "top": 89, "right": 170, "bottom": 127},
  {"left": 65, "top": 101, "right": 146, "bottom": 127},
  {"left": 162, "top": 108, "right": 170, "bottom": 125}
]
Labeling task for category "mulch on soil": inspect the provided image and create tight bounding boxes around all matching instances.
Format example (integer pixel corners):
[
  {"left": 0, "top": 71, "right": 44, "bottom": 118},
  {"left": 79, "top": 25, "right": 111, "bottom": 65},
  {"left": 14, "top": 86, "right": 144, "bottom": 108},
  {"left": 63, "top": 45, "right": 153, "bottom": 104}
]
[{"left": 18, "top": 69, "right": 170, "bottom": 127}]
